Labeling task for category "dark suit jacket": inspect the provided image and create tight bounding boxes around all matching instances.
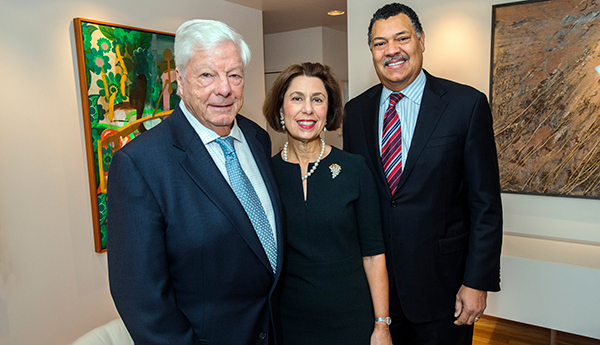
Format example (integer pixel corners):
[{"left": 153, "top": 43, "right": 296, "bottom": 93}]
[
  {"left": 343, "top": 71, "right": 502, "bottom": 323},
  {"left": 107, "top": 105, "right": 285, "bottom": 345}
]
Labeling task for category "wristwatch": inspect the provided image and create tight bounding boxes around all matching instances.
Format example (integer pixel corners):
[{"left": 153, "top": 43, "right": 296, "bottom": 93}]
[{"left": 375, "top": 317, "right": 392, "bottom": 326}]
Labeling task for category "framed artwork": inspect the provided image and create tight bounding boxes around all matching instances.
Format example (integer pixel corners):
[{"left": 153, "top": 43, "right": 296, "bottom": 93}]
[
  {"left": 490, "top": 0, "right": 600, "bottom": 199},
  {"left": 74, "top": 18, "right": 180, "bottom": 252}
]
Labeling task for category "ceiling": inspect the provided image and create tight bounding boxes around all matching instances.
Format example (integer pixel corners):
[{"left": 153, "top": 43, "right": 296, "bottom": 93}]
[{"left": 225, "top": 0, "right": 347, "bottom": 34}]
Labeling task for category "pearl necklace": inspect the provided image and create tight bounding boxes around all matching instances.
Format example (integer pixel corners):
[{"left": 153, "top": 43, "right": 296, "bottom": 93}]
[{"left": 283, "top": 138, "right": 326, "bottom": 181}]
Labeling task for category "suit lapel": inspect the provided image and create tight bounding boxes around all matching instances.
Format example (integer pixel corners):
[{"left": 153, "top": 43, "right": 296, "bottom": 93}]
[
  {"left": 169, "top": 108, "right": 272, "bottom": 273},
  {"left": 395, "top": 72, "right": 448, "bottom": 195},
  {"left": 362, "top": 85, "right": 393, "bottom": 198}
]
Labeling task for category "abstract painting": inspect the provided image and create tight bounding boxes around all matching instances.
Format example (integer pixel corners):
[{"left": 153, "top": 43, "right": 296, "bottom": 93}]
[
  {"left": 74, "top": 18, "right": 180, "bottom": 251},
  {"left": 490, "top": 0, "right": 600, "bottom": 199}
]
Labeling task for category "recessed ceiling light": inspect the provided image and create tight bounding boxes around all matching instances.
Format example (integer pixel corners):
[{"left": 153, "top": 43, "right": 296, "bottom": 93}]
[{"left": 327, "top": 10, "right": 345, "bottom": 16}]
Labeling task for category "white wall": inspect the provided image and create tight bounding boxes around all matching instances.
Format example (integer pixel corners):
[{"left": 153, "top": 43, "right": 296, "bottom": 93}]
[
  {"left": 264, "top": 27, "right": 348, "bottom": 152},
  {"left": 347, "top": 0, "right": 600, "bottom": 339},
  {"left": 264, "top": 27, "right": 325, "bottom": 73},
  {"left": 0, "top": 1, "right": 264, "bottom": 344},
  {"left": 322, "top": 27, "right": 348, "bottom": 82}
]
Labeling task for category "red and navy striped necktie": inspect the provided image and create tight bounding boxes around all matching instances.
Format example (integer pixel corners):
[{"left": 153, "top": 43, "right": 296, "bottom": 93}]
[{"left": 381, "top": 93, "right": 404, "bottom": 195}]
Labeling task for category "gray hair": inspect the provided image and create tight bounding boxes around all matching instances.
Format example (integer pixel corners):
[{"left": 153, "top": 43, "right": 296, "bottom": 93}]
[{"left": 174, "top": 19, "right": 251, "bottom": 78}]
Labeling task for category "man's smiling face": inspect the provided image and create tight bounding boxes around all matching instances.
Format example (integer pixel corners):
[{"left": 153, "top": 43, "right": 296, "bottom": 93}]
[
  {"left": 370, "top": 13, "right": 425, "bottom": 92},
  {"left": 176, "top": 41, "right": 244, "bottom": 136}
]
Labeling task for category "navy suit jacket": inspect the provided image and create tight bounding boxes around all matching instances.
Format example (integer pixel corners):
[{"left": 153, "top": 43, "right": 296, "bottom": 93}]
[
  {"left": 107, "top": 105, "right": 285, "bottom": 345},
  {"left": 343, "top": 71, "right": 502, "bottom": 323}
]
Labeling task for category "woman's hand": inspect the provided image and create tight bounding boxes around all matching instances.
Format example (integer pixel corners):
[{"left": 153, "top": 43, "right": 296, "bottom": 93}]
[{"left": 370, "top": 322, "right": 393, "bottom": 345}]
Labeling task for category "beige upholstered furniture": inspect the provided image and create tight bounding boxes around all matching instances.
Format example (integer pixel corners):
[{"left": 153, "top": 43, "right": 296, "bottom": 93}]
[{"left": 71, "top": 319, "right": 133, "bottom": 345}]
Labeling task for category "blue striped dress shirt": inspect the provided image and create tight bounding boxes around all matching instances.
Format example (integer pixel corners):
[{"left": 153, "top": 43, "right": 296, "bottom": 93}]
[{"left": 378, "top": 70, "right": 426, "bottom": 170}]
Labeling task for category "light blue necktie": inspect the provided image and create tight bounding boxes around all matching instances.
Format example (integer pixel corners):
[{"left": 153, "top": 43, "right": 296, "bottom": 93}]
[{"left": 214, "top": 136, "right": 277, "bottom": 274}]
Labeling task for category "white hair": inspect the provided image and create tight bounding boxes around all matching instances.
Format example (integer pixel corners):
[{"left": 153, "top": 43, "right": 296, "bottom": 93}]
[{"left": 174, "top": 19, "right": 251, "bottom": 78}]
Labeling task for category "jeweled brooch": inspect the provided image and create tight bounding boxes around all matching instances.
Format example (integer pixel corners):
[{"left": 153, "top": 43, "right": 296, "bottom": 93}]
[{"left": 329, "top": 164, "right": 341, "bottom": 179}]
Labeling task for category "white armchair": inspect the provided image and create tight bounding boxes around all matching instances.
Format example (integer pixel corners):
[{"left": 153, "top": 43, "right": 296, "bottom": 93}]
[{"left": 71, "top": 319, "right": 133, "bottom": 345}]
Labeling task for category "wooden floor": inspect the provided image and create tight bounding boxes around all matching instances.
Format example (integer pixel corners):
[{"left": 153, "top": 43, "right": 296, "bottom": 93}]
[{"left": 473, "top": 316, "right": 600, "bottom": 345}]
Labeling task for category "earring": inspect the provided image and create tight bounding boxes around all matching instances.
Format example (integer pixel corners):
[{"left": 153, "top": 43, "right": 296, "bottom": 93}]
[
  {"left": 280, "top": 113, "right": 286, "bottom": 130},
  {"left": 323, "top": 122, "right": 327, "bottom": 132}
]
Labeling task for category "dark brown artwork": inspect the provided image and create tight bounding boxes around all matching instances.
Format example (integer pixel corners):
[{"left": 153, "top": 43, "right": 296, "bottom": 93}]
[{"left": 491, "top": 0, "right": 600, "bottom": 198}]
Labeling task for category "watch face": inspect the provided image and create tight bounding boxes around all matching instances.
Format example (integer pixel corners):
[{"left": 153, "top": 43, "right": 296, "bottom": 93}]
[{"left": 376, "top": 317, "right": 392, "bottom": 325}]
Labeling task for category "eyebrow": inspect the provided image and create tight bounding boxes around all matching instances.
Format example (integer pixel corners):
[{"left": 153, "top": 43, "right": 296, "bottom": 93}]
[
  {"left": 289, "top": 91, "right": 326, "bottom": 97},
  {"left": 373, "top": 30, "right": 411, "bottom": 41}
]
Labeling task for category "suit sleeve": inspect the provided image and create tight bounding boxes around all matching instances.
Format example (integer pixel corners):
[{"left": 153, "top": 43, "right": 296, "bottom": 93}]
[
  {"left": 355, "top": 156, "right": 385, "bottom": 257},
  {"left": 462, "top": 92, "right": 503, "bottom": 292},
  {"left": 107, "top": 150, "right": 201, "bottom": 345},
  {"left": 343, "top": 103, "right": 354, "bottom": 153}
]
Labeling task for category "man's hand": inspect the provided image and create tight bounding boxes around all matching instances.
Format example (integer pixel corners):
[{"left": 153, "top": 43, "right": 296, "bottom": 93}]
[{"left": 454, "top": 285, "right": 487, "bottom": 325}]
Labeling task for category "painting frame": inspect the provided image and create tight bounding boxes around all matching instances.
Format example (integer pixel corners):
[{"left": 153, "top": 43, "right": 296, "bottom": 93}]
[
  {"left": 490, "top": 0, "right": 600, "bottom": 200},
  {"left": 74, "top": 18, "right": 179, "bottom": 252}
]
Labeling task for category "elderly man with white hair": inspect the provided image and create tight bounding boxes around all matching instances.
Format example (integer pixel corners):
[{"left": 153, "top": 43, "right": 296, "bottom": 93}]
[{"left": 107, "top": 19, "right": 285, "bottom": 345}]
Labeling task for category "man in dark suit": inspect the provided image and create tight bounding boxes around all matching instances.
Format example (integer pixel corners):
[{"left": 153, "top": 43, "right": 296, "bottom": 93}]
[
  {"left": 343, "top": 3, "right": 503, "bottom": 344},
  {"left": 107, "top": 19, "right": 285, "bottom": 345}
]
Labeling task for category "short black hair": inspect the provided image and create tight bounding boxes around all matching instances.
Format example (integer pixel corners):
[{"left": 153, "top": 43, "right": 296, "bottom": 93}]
[{"left": 367, "top": 3, "right": 423, "bottom": 46}]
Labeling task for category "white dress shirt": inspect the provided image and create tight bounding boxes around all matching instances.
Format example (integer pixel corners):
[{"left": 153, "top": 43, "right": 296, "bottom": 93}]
[
  {"left": 378, "top": 70, "right": 426, "bottom": 169},
  {"left": 180, "top": 102, "right": 277, "bottom": 241}
]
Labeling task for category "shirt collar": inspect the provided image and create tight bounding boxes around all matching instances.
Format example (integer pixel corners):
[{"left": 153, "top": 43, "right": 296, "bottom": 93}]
[
  {"left": 380, "top": 69, "right": 426, "bottom": 107},
  {"left": 179, "top": 101, "right": 243, "bottom": 144}
]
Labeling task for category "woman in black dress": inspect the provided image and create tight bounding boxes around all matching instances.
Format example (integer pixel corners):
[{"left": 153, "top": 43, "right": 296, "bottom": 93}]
[{"left": 263, "top": 62, "right": 393, "bottom": 345}]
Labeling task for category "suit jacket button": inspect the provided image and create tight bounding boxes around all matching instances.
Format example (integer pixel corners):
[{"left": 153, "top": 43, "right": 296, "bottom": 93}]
[
  {"left": 258, "top": 332, "right": 267, "bottom": 340},
  {"left": 391, "top": 201, "right": 397, "bottom": 208}
]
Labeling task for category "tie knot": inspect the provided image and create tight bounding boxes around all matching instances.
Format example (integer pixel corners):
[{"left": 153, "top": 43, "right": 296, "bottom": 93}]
[
  {"left": 389, "top": 93, "right": 403, "bottom": 106},
  {"left": 215, "top": 136, "right": 235, "bottom": 155}
]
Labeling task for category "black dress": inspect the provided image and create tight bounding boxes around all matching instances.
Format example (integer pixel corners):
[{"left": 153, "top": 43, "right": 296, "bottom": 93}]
[{"left": 273, "top": 147, "right": 385, "bottom": 345}]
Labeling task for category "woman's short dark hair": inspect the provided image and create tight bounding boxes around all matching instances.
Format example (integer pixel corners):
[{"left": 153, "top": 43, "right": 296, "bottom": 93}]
[{"left": 263, "top": 62, "right": 343, "bottom": 133}]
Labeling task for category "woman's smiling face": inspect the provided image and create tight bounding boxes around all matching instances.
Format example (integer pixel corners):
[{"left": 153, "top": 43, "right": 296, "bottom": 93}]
[{"left": 281, "top": 76, "right": 328, "bottom": 143}]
